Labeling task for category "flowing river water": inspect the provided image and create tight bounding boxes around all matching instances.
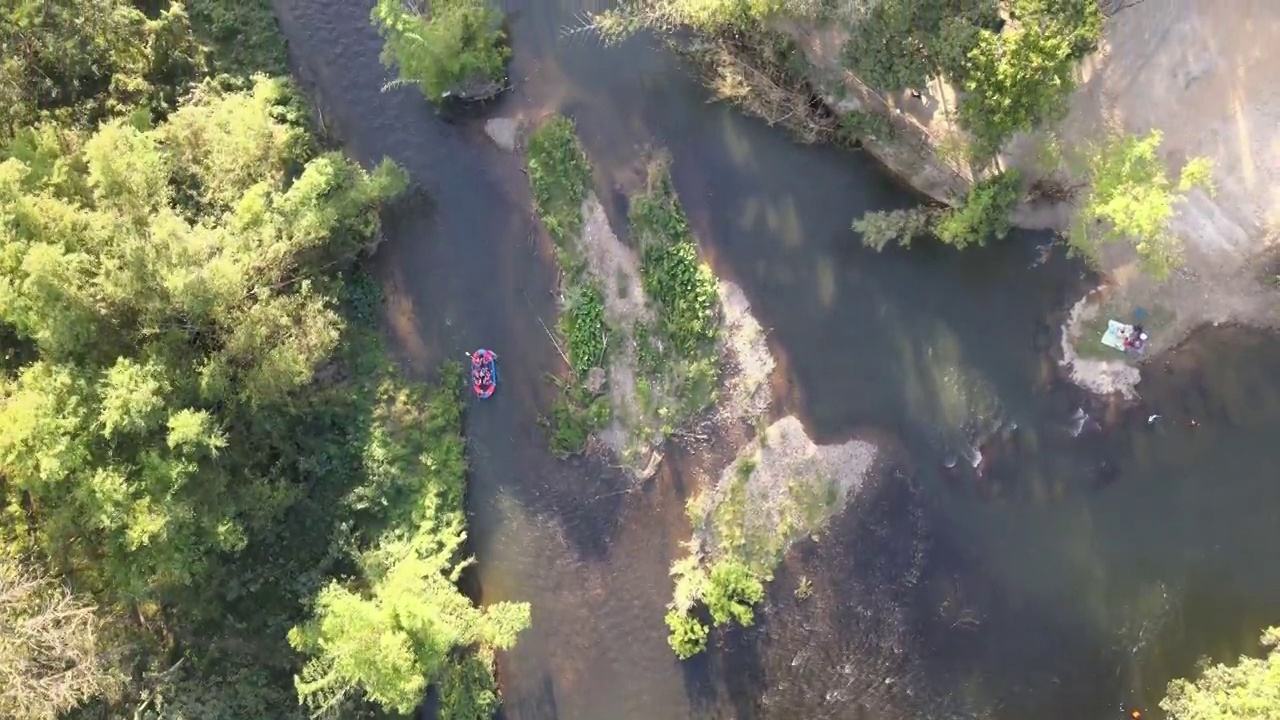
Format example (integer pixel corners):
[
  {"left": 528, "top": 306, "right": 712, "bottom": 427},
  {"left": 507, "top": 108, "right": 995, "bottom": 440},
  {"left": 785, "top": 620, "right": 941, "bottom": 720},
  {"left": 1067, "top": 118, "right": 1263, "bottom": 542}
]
[{"left": 271, "top": 1, "right": 1280, "bottom": 718}]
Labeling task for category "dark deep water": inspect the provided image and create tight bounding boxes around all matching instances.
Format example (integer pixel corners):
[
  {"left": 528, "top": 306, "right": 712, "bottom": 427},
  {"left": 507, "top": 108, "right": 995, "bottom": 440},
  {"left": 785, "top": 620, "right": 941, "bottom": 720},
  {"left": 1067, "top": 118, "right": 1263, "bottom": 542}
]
[{"left": 270, "top": 1, "right": 1280, "bottom": 718}]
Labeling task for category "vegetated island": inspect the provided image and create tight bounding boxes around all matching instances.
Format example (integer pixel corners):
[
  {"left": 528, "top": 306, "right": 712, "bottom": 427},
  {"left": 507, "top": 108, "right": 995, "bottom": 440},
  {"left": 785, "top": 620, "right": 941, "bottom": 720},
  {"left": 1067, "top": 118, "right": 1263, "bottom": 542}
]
[{"left": 518, "top": 114, "right": 881, "bottom": 657}]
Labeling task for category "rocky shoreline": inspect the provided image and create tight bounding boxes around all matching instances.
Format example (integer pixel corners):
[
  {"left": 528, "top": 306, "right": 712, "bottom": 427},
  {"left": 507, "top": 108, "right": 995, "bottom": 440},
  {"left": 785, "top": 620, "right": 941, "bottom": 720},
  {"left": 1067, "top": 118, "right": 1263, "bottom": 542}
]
[{"left": 775, "top": 3, "right": 1280, "bottom": 398}]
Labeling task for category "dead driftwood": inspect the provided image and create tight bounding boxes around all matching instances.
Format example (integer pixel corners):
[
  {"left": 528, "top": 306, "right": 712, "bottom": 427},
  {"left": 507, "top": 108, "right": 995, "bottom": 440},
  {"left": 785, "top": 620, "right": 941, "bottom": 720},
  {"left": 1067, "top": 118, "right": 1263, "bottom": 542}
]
[{"left": 671, "top": 32, "right": 842, "bottom": 145}]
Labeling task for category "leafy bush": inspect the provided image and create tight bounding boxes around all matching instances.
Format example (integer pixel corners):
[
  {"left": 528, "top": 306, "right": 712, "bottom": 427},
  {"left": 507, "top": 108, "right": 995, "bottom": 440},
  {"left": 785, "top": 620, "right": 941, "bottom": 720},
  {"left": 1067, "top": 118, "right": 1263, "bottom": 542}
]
[
  {"left": 527, "top": 116, "right": 592, "bottom": 251},
  {"left": 665, "top": 608, "right": 710, "bottom": 659},
  {"left": 546, "top": 385, "right": 611, "bottom": 457},
  {"left": 839, "top": 0, "right": 1000, "bottom": 92},
  {"left": 630, "top": 163, "right": 721, "bottom": 356},
  {"left": 1161, "top": 626, "right": 1280, "bottom": 720},
  {"left": 1070, "top": 130, "right": 1214, "bottom": 278},
  {"left": 852, "top": 207, "right": 937, "bottom": 251},
  {"left": 662, "top": 555, "right": 764, "bottom": 659},
  {"left": 958, "top": 22, "right": 1078, "bottom": 158},
  {"left": 371, "top": 0, "right": 509, "bottom": 102},
  {"left": 559, "top": 285, "right": 608, "bottom": 375},
  {"left": 852, "top": 170, "right": 1019, "bottom": 251},
  {"left": 835, "top": 109, "right": 895, "bottom": 144},
  {"left": 934, "top": 168, "right": 1022, "bottom": 248},
  {"left": 703, "top": 558, "right": 765, "bottom": 626}
]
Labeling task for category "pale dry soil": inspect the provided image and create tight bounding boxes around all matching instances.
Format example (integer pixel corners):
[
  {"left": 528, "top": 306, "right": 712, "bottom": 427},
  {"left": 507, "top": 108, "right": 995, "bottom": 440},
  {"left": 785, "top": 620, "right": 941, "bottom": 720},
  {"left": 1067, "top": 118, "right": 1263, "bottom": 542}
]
[
  {"left": 783, "top": 2, "right": 1280, "bottom": 396},
  {"left": 689, "top": 415, "right": 880, "bottom": 573}
]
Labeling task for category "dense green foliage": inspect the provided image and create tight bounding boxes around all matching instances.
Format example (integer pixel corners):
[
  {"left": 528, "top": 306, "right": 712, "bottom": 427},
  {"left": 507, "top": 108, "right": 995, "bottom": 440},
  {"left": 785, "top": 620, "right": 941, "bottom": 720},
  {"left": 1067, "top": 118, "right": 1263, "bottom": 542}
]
[
  {"left": 525, "top": 117, "right": 611, "bottom": 456},
  {"left": 934, "top": 169, "right": 1022, "bottom": 248},
  {"left": 840, "top": 0, "right": 1000, "bottom": 92},
  {"left": 371, "top": 0, "right": 509, "bottom": 102},
  {"left": 595, "top": 0, "right": 1099, "bottom": 168},
  {"left": 629, "top": 162, "right": 723, "bottom": 430},
  {"left": 852, "top": 207, "right": 937, "bottom": 251},
  {"left": 664, "top": 556, "right": 764, "bottom": 658},
  {"left": 288, "top": 367, "right": 531, "bottom": 718},
  {"left": 958, "top": 21, "right": 1077, "bottom": 157},
  {"left": 631, "top": 165, "right": 721, "bottom": 357},
  {"left": 1, "top": 0, "right": 204, "bottom": 141},
  {"left": 0, "top": 75, "right": 406, "bottom": 602},
  {"left": 1161, "top": 627, "right": 1280, "bottom": 720},
  {"left": 1070, "top": 130, "right": 1214, "bottom": 278},
  {"left": 1, "top": 3, "right": 529, "bottom": 717},
  {"left": 527, "top": 117, "right": 592, "bottom": 255},
  {"left": 186, "top": 0, "right": 290, "bottom": 77},
  {"left": 852, "top": 170, "right": 1020, "bottom": 251},
  {"left": 841, "top": 0, "right": 1100, "bottom": 159}
]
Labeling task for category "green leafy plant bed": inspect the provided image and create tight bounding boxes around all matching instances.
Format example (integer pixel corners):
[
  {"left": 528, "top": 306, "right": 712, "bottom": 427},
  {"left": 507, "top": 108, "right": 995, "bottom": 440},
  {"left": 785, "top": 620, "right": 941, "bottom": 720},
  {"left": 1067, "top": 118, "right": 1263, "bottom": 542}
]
[
  {"left": 629, "top": 158, "right": 723, "bottom": 426},
  {"left": 526, "top": 116, "right": 611, "bottom": 455}
]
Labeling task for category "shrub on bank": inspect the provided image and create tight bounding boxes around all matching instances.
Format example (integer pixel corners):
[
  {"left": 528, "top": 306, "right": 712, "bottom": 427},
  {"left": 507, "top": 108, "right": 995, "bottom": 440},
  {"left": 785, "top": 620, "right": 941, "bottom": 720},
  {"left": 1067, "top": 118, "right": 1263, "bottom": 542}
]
[
  {"left": 663, "top": 556, "right": 765, "bottom": 658},
  {"left": 851, "top": 169, "right": 1022, "bottom": 251},
  {"left": 934, "top": 168, "right": 1022, "bottom": 249},
  {"left": 371, "top": 0, "right": 509, "bottom": 102},
  {"left": 1070, "top": 130, "right": 1214, "bottom": 279}
]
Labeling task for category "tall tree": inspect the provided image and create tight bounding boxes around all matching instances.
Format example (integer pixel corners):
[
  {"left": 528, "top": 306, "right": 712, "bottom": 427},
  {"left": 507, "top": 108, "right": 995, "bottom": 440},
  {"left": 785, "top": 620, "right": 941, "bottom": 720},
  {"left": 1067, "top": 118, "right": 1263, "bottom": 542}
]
[
  {"left": 0, "top": 76, "right": 407, "bottom": 604},
  {"left": 0, "top": 0, "right": 203, "bottom": 140},
  {"left": 1161, "top": 626, "right": 1280, "bottom": 720}
]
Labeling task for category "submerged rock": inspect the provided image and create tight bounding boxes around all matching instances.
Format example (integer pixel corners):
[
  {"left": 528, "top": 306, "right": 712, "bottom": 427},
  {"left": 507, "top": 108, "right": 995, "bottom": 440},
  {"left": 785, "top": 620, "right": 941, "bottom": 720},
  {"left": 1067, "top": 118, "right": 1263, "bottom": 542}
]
[{"left": 483, "top": 117, "right": 521, "bottom": 151}]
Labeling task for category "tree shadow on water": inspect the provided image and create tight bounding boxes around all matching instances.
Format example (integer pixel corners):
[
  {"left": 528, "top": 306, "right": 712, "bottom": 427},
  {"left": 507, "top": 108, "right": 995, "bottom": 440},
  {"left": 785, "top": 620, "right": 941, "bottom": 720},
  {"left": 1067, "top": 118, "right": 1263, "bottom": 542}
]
[{"left": 721, "top": 464, "right": 938, "bottom": 720}]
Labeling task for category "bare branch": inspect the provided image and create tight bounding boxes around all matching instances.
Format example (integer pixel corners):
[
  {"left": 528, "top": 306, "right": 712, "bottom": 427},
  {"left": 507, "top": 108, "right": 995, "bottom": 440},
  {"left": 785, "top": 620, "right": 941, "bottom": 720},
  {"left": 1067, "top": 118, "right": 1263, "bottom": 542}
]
[{"left": 0, "top": 558, "right": 120, "bottom": 720}]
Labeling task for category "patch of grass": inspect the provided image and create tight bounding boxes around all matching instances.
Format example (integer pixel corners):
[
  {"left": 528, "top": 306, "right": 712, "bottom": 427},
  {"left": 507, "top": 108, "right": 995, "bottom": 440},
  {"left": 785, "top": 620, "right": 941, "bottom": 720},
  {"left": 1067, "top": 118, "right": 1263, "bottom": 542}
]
[
  {"left": 1073, "top": 303, "right": 1174, "bottom": 361},
  {"left": 1073, "top": 311, "right": 1121, "bottom": 361},
  {"left": 526, "top": 116, "right": 611, "bottom": 455},
  {"left": 527, "top": 116, "right": 592, "bottom": 254},
  {"left": 629, "top": 159, "right": 723, "bottom": 425},
  {"left": 545, "top": 383, "right": 611, "bottom": 458}
]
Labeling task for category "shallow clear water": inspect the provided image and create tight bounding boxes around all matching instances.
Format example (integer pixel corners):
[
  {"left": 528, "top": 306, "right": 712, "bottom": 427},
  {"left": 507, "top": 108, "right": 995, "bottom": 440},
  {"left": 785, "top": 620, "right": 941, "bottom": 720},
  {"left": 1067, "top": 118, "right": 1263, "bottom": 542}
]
[{"left": 270, "top": 1, "right": 1280, "bottom": 718}]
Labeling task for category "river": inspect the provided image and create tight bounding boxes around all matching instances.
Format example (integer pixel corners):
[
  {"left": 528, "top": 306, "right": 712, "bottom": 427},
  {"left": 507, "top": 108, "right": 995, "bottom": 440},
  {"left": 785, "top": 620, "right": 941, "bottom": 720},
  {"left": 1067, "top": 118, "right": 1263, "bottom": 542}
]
[{"left": 270, "top": 1, "right": 1280, "bottom": 719}]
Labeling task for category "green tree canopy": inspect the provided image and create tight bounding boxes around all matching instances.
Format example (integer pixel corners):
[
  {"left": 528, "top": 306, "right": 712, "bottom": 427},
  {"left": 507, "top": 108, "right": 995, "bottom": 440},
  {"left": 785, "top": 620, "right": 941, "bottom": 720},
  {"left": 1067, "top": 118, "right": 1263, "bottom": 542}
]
[
  {"left": 958, "top": 21, "right": 1078, "bottom": 157},
  {"left": 1070, "top": 129, "right": 1214, "bottom": 278},
  {"left": 2, "top": 2, "right": 529, "bottom": 718},
  {"left": 1161, "top": 626, "right": 1280, "bottom": 720},
  {"left": 371, "top": 0, "right": 509, "bottom": 102},
  {"left": 0, "top": 0, "right": 204, "bottom": 141},
  {"left": 0, "top": 76, "right": 407, "bottom": 602}
]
